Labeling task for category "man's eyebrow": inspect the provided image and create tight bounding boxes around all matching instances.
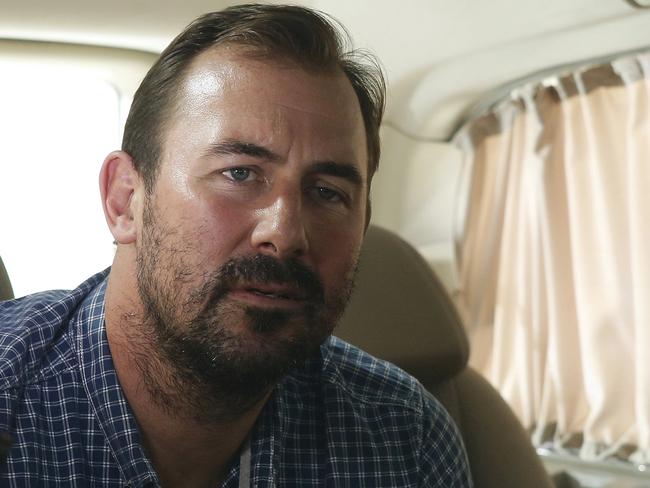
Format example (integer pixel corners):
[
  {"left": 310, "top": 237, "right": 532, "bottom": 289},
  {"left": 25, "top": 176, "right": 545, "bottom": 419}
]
[
  {"left": 311, "top": 161, "right": 363, "bottom": 186},
  {"left": 208, "top": 140, "right": 363, "bottom": 185},
  {"left": 208, "top": 140, "right": 280, "bottom": 161}
]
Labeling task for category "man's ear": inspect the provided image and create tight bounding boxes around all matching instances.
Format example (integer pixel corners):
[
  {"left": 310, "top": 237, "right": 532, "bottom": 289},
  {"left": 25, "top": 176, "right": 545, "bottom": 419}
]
[{"left": 99, "top": 150, "right": 141, "bottom": 245}]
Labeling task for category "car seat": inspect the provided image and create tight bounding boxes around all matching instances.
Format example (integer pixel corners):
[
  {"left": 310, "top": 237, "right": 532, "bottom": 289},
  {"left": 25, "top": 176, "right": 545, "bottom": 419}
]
[
  {"left": 336, "top": 225, "right": 553, "bottom": 488},
  {"left": 0, "top": 257, "right": 13, "bottom": 301}
]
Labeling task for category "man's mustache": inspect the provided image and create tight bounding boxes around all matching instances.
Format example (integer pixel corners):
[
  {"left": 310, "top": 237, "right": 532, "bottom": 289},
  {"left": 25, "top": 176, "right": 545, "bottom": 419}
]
[{"left": 203, "top": 254, "right": 325, "bottom": 308}]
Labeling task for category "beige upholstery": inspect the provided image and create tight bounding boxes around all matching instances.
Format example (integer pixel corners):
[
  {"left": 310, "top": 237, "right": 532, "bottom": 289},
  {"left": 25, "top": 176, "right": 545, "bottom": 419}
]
[
  {"left": 336, "top": 226, "right": 553, "bottom": 488},
  {"left": 0, "top": 257, "right": 13, "bottom": 301}
]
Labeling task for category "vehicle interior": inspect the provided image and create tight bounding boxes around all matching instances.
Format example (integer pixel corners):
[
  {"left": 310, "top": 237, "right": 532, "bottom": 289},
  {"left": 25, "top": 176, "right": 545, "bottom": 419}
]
[{"left": 2, "top": 1, "right": 650, "bottom": 486}]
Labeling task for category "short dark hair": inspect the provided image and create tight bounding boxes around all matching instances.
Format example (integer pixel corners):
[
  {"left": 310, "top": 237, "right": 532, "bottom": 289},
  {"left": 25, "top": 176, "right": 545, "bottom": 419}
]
[{"left": 122, "top": 3, "right": 385, "bottom": 192}]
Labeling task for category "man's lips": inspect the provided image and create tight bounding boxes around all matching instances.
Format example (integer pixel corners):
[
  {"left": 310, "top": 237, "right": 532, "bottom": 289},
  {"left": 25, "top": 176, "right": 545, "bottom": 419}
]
[{"left": 227, "top": 283, "right": 309, "bottom": 308}]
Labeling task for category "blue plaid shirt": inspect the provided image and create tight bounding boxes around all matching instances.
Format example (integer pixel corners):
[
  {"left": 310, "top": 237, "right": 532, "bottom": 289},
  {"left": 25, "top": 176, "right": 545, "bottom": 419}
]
[{"left": 0, "top": 270, "right": 472, "bottom": 487}]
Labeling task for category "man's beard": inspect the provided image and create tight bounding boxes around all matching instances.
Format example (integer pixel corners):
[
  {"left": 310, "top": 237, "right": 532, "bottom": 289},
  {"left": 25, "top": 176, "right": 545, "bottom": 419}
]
[{"left": 133, "top": 200, "right": 356, "bottom": 424}]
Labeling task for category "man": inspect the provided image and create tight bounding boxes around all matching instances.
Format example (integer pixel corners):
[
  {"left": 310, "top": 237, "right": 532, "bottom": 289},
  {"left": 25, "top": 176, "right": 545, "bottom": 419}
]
[{"left": 0, "top": 4, "right": 471, "bottom": 486}]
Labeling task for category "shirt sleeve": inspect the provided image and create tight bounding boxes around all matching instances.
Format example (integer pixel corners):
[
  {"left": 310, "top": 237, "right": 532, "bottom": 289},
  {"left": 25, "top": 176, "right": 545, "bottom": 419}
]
[{"left": 417, "top": 388, "right": 473, "bottom": 487}]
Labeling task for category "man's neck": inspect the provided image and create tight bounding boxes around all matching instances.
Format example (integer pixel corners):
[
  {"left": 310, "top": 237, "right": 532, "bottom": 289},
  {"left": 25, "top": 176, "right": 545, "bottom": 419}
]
[
  {"left": 128, "top": 386, "right": 266, "bottom": 487},
  {"left": 103, "top": 267, "right": 270, "bottom": 487}
]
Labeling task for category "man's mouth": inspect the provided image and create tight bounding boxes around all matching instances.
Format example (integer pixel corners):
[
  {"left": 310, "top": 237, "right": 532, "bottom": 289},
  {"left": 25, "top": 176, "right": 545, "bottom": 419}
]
[
  {"left": 248, "top": 288, "right": 299, "bottom": 300},
  {"left": 229, "top": 283, "right": 309, "bottom": 308}
]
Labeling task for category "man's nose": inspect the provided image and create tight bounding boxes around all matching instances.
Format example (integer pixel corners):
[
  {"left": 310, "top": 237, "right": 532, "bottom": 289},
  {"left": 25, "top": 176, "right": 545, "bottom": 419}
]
[{"left": 250, "top": 190, "right": 309, "bottom": 260}]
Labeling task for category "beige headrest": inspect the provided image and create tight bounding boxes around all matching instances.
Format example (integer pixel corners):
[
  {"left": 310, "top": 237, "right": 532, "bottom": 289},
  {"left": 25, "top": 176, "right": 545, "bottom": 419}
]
[
  {"left": 0, "top": 257, "right": 14, "bottom": 301},
  {"left": 335, "top": 225, "right": 469, "bottom": 385}
]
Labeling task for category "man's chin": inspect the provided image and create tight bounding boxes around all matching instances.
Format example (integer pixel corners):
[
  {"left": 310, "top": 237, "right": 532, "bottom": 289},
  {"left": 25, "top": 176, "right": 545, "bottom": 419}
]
[
  {"left": 199, "top": 299, "right": 329, "bottom": 352},
  {"left": 138, "top": 299, "right": 337, "bottom": 422},
  {"left": 211, "top": 295, "right": 323, "bottom": 337},
  {"left": 243, "top": 301, "right": 329, "bottom": 336}
]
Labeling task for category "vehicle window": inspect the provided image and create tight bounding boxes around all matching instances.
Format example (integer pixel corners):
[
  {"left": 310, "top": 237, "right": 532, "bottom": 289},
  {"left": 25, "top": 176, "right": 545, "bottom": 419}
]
[{"left": 0, "top": 43, "right": 154, "bottom": 297}]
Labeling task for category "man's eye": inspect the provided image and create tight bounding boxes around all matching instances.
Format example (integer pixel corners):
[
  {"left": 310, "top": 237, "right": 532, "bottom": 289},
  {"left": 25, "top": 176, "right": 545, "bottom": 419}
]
[
  {"left": 313, "top": 186, "right": 345, "bottom": 204},
  {"left": 223, "top": 167, "right": 253, "bottom": 182}
]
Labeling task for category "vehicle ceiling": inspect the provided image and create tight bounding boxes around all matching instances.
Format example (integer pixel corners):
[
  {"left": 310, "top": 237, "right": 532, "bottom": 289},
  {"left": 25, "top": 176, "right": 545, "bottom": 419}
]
[{"left": 1, "top": 0, "right": 649, "bottom": 141}]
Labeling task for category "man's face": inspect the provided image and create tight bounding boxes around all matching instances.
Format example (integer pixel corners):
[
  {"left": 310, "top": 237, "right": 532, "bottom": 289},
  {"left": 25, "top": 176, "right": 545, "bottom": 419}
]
[{"left": 133, "top": 46, "right": 369, "bottom": 418}]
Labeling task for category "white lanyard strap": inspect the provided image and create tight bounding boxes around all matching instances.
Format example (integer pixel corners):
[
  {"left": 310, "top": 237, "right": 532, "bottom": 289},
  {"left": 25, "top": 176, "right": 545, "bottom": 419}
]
[{"left": 238, "top": 437, "right": 251, "bottom": 488}]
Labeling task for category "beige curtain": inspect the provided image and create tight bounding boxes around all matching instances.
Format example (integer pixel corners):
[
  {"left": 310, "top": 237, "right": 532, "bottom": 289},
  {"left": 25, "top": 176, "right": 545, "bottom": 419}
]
[{"left": 453, "top": 51, "right": 650, "bottom": 464}]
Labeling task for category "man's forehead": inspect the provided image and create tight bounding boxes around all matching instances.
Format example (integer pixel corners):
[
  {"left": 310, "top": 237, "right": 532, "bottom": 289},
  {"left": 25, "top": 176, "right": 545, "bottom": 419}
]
[
  {"left": 181, "top": 45, "right": 354, "bottom": 101},
  {"left": 176, "top": 47, "right": 366, "bottom": 138}
]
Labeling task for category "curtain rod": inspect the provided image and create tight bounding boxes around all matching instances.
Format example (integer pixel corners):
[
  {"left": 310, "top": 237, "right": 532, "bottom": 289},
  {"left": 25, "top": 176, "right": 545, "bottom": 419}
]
[{"left": 451, "top": 44, "right": 650, "bottom": 141}]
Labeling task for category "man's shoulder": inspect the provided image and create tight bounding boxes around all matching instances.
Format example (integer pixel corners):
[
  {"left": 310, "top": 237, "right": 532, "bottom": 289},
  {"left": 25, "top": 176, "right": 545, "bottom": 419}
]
[
  {"left": 319, "top": 335, "right": 429, "bottom": 413},
  {"left": 0, "top": 289, "right": 74, "bottom": 333},
  {"left": 0, "top": 290, "right": 73, "bottom": 386},
  {"left": 0, "top": 271, "right": 108, "bottom": 388},
  {"left": 311, "top": 336, "right": 472, "bottom": 486}
]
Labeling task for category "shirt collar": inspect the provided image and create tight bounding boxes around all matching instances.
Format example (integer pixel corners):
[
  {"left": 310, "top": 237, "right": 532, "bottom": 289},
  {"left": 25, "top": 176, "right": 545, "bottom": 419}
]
[{"left": 244, "top": 353, "right": 324, "bottom": 486}]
